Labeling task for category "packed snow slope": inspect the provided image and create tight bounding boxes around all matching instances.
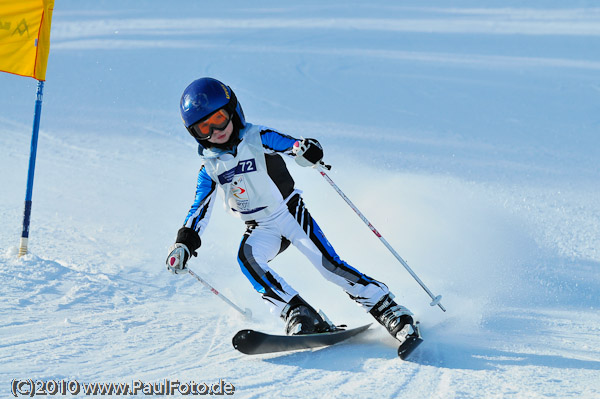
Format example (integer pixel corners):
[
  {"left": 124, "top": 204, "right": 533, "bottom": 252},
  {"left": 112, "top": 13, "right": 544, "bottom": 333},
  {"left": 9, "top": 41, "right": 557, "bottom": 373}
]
[{"left": 1, "top": 1, "right": 599, "bottom": 398}]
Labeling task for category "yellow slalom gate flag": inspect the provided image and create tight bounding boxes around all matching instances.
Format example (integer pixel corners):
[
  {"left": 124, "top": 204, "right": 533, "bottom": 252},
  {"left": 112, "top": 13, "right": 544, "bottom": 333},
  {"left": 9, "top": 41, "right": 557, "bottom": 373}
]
[{"left": 0, "top": 0, "right": 54, "bottom": 81}]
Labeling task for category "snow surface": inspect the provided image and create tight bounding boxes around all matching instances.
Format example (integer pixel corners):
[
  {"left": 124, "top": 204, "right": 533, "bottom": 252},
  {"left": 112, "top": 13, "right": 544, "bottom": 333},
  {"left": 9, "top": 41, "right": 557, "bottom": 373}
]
[{"left": 1, "top": 1, "right": 599, "bottom": 398}]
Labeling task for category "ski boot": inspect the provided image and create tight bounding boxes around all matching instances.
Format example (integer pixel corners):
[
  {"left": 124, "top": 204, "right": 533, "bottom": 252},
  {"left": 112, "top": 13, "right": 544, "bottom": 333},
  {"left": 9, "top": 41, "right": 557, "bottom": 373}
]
[
  {"left": 282, "top": 295, "right": 334, "bottom": 336},
  {"left": 370, "top": 293, "right": 418, "bottom": 343}
]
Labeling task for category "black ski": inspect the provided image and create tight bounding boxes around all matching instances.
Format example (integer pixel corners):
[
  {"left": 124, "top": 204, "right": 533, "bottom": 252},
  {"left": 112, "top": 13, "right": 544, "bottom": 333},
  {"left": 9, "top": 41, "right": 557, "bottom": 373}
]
[
  {"left": 397, "top": 321, "right": 423, "bottom": 360},
  {"left": 232, "top": 324, "right": 371, "bottom": 355}
]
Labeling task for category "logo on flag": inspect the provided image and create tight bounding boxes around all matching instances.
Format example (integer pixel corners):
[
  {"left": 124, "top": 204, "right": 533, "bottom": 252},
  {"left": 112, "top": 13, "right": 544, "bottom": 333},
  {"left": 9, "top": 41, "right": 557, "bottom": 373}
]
[{"left": 0, "top": 0, "right": 54, "bottom": 80}]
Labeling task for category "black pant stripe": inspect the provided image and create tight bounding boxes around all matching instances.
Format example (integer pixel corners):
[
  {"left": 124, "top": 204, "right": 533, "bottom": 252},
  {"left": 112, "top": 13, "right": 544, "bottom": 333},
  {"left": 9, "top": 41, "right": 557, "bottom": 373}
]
[
  {"left": 302, "top": 208, "right": 311, "bottom": 234},
  {"left": 287, "top": 197, "right": 373, "bottom": 286},
  {"left": 238, "top": 228, "right": 286, "bottom": 303}
]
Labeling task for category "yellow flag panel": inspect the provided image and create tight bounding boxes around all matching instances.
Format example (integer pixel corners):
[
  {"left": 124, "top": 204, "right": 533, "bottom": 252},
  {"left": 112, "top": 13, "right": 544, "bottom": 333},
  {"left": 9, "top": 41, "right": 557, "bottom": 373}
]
[{"left": 0, "top": 0, "right": 54, "bottom": 80}]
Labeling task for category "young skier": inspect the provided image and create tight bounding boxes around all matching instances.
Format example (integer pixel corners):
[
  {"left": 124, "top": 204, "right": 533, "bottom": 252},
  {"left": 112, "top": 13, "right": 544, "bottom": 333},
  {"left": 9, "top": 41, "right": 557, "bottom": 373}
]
[{"left": 166, "top": 77, "right": 416, "bottom": 341}]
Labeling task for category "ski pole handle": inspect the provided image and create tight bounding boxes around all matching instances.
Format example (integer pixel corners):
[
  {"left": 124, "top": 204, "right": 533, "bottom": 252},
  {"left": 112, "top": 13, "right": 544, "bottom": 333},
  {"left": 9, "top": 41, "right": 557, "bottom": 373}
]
[
  {"left": 188, "top": 269, "right": 252, "bottom": 318},
  {"left": 316, "top": 162, "right": 446, "bottom": 312}
]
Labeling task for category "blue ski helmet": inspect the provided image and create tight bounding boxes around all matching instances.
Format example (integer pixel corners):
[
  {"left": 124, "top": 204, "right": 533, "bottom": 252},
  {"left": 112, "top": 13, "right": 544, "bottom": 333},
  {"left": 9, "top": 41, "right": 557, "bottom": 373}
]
[{"left": 180, "top": 77, "right": 246, "bottom": 135}]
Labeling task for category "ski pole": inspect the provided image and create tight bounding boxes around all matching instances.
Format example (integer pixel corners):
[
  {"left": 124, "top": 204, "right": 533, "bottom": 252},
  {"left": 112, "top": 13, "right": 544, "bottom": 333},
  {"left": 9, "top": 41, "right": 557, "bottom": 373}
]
[
  {"left": 188, "top": 268, "right": 253, "bottom": 318},
  {"left": 316, "top": 162, "right": 446, "bottom": 312}
]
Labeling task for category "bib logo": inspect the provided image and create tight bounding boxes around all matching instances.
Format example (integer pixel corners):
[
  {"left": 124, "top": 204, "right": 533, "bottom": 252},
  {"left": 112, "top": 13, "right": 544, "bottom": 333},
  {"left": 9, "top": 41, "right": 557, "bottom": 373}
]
[
  {"left": 231, "top": 176, "right": 249, "bottom": 200},
  {"left": 218, "top": 159, "right": 257, "bottom": 212}
]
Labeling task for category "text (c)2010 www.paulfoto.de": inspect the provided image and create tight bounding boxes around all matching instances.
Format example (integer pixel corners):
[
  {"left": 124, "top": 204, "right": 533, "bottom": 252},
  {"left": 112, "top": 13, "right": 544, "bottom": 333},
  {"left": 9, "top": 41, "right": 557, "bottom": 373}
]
[{"left": 10, "top": 378, "right": 236, "bottom": 396}]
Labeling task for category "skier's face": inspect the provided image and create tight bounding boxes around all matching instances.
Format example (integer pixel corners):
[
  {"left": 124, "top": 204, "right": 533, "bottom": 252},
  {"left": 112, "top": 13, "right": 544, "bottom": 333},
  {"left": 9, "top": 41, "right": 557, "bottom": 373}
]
[{"left": 207, "top": 117, "right": 234, "bottom": 144}]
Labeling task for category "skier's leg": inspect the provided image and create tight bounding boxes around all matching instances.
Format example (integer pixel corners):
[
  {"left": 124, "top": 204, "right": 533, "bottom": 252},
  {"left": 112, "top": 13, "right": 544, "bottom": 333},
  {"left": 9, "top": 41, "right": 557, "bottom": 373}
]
[
  {"left": 238, "top": 219, "right": 334, "bottom": 334},
  {"left": 283, "top": 195, "right": 390, "bottom": 311},
  {"left": 237, "top": 221, "right": 299, "bottom": 315},
  {"left": 284, "top": 195, "right": 417, "bottom": 338}
]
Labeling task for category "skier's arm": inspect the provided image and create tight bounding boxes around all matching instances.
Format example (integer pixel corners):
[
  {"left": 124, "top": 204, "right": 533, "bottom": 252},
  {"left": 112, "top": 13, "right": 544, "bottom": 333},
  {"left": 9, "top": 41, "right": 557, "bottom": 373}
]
[
  {"left": 260, "top": 129, "right": 298, "bottom": 156},
  {"left": 182, "top": 165, "right": 217, "bottom": 240},
  {"left": 167, "top": 166, "right": 216, "bottom": 274},
  {"left": 260, "top": 129, "right": 323, "bottom": 166}
]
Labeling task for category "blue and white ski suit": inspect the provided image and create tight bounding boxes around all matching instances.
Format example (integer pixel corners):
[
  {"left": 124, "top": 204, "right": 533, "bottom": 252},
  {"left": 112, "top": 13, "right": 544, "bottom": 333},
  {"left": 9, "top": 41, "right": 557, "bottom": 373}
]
[{"left": 183, "top": 123, "right": 389, "bottom": 316}]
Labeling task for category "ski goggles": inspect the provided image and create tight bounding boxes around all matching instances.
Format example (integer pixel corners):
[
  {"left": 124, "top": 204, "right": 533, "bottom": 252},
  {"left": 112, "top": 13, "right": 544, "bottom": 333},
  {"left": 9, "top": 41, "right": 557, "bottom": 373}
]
[{"left": 188, "top": 109, "right": 231, "bottom": 140}]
